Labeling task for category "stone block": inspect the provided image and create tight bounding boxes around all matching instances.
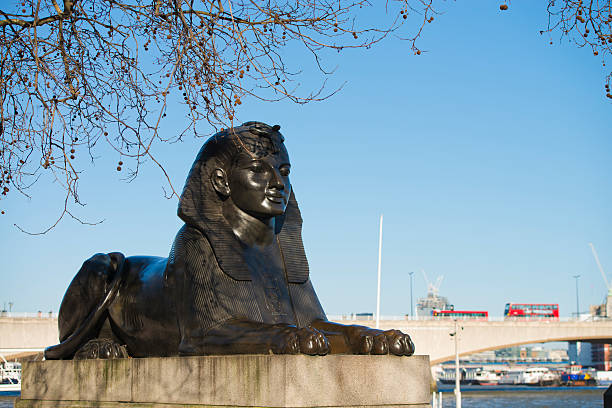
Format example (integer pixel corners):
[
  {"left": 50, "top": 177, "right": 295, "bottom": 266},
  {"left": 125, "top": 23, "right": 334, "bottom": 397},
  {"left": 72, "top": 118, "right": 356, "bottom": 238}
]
[{"left": 17, "top": 355, "right": 431, "bottom": 407}]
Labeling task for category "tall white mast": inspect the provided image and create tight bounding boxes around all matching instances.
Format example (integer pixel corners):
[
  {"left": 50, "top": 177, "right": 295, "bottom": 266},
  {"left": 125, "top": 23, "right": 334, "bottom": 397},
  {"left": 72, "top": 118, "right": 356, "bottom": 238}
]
[{"left": 376, "top": 214, "right": 383, "bottom": 329}]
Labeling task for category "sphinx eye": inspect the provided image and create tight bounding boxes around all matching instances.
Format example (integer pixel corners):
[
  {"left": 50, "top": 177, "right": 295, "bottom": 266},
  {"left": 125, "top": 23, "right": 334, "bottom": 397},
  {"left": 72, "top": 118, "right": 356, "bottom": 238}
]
[
  {"left": 279, "top": 166, "right": 290, "bottom": 177},
  {"left": 249, "top": 161, "right": 265, "bottom": 173}
]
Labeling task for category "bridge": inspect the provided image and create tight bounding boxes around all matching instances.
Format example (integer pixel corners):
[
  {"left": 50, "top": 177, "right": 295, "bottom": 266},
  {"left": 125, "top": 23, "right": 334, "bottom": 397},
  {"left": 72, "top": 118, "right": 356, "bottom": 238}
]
[
  {"left": 3, "top": 316, "right": 612, "bottom": 364},
  {"left": 369, "top": 318, "right": 612, "bottom": 364}
]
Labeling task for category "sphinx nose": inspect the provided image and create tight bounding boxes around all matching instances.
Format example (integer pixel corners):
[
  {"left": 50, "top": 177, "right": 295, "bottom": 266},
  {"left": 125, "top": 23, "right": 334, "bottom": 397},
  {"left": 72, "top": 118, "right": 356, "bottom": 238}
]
[{"left": 269, "top": 169, "right": 285, "bottom": 190}]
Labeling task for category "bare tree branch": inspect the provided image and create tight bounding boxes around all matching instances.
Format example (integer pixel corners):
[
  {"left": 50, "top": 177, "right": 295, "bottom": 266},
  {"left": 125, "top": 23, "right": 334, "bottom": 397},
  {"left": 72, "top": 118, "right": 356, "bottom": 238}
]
[
  {"left": 0, "top": 0, "right": 436, "bottom": 230},
  {"left": 1, "top": 1, "right": 609, "bottom": 232}
]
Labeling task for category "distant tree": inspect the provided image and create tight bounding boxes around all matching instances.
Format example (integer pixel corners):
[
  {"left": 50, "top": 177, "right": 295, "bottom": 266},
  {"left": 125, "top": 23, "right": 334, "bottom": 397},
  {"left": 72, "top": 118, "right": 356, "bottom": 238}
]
[{"left": 0, "top": 1, "right": 610, "bottom": 231}]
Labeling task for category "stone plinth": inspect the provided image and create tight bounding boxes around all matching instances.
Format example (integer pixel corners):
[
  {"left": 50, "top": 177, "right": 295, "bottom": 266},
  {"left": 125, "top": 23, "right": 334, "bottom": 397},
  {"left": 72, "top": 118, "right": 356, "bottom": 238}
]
[{"left": 16, "top": 355, "right": 431, "bottom": 408}]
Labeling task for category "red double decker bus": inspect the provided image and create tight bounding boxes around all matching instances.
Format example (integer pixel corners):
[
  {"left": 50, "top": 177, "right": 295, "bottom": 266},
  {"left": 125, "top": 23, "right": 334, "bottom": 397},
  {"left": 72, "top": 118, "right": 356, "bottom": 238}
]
[
  {"left": 504, "top": 303, "right": 559, "bottom": 319},
  {"left": 432, "top": 310, "right": 489, "bottom": 320}
]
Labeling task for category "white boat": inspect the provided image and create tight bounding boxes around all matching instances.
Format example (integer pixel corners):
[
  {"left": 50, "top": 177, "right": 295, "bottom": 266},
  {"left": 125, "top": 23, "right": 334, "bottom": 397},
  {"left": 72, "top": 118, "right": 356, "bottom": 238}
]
[
  {"left": 519, "top": 367, "right": 558, "bottom": 386},
  {"left": 499, "top": 369, "right": 521, "bottom": 385},
  {"left": 596, "top": 371, "right": 612, "bottom": 386},
  {"left": 0, "top": 359, "right": 21, "bottom": 393},
  {"left": 473, "top": 369, "right": 501, "bottom": 385}
]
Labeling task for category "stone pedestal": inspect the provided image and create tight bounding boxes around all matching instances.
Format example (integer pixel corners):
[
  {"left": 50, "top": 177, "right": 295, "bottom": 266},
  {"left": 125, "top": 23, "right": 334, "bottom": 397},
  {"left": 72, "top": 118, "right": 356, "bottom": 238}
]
[{"left": 16, "top": 355, "right": 431, "bottom": 407}]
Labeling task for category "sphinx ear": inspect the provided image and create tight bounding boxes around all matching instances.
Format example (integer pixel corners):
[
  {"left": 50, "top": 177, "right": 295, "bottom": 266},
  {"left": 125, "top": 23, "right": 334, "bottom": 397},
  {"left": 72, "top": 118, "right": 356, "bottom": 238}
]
[{"left": 211, "top": 168, "right": 231, "bottom": 197}]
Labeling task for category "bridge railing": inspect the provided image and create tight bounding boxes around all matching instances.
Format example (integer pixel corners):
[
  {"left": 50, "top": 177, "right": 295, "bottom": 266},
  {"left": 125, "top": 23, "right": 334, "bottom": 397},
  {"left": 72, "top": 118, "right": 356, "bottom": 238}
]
[
  {"left": 2, "top": 312, "right": 608, "bottom": 322},
  {"left": 327, "top": 314, "right": 611, "bottom": 322},
  {"left": 0, "top": 311, "right": 57, "bottom": 319}
]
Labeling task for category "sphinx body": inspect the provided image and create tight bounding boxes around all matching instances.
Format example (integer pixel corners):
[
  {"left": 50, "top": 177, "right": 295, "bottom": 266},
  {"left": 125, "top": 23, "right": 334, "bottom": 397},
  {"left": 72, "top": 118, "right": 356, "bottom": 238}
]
[{"left": 45, "top": 122, "right": 414, "bottom": 359}]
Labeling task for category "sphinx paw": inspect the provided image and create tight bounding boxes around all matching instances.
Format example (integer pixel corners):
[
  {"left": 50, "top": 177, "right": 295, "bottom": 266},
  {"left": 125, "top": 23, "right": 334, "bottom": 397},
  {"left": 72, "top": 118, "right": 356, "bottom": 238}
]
[
  {"left": 74, "top": 338, "right": 129, "bottom": 360},
  {"left": 272, "top": 327, "right": 329, "bottom": 356},
  {"left": 275, "top": 330, "right": 300, "bottom": 354},
  {"left": 296, "top": 327, "right": 329, "bottom": 356},
  {"left": 351, "top": 329, "right": 387, "bottom": 355},
  {"left": 345, "top": 327, "right": 413, "bottom": 356},
  {"left": 344, "top": 327, "right": 377, "bottom": 354},
  {"left": 383, "top": 329, "right": 415, "bottom": 356}
]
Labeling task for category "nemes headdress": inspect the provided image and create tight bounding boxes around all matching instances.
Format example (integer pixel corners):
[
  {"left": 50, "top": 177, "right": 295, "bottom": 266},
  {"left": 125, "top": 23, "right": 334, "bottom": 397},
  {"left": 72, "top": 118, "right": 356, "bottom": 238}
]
[{"left": 177, "top": 122, "right": 309, "bottom": 283}]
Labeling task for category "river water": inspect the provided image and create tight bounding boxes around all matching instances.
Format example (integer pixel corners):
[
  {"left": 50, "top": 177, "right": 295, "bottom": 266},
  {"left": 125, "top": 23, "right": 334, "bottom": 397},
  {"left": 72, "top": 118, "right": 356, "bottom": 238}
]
[
  {"left": 435, "top": 387, "right": 604, "bottom": 407},
  {"left": 0, "top": 388, "right": 605, "bottom": 407}
]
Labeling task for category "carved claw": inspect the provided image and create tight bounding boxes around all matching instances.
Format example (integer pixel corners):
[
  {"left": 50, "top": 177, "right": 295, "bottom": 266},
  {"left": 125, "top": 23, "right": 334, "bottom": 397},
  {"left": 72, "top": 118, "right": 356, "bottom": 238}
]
[
  {"left": 384, "top": 329, "right": 415, "bottom": 356},
  {"left": 354, "top": 330, "right": 387, "bottom": 355},
  {"left": 296, "top": 327, "right": 330, "bottom": 356},
  {"left": 316, "top": 330, "right": 331, "bottom": 356},
  {"left": 280, "top": 331, "right": 300, "bottom": 354},
  {"left": 345, "top": 326, "right": 373, "bottom": 354},
  {"left": 345, "top": 327, "right": 414, "bottom": 356},
  {"left": 74, "top": 338, "right": 128, "bottom": 360},
  {"left": 272, "top": 327, "right": 329, "bottom": 355},
  {"left": 361, "top": 334, "right": 373, "bottom": 354},
  {"left": 371, "top": 333, "right": 389, "bottom": 355}
]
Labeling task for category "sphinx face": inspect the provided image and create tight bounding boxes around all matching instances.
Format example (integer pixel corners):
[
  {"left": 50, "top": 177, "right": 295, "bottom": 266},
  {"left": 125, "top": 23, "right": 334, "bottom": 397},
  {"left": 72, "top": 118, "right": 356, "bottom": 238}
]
[{"left": 228, "top": 148, "right": 292, "bottom": 218}]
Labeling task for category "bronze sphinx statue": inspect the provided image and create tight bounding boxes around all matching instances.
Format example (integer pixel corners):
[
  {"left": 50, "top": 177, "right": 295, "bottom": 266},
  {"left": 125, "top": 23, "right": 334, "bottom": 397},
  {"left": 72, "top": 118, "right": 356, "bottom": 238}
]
[{"left": 45, "top": 122, "right": 414, "bottom": 359}]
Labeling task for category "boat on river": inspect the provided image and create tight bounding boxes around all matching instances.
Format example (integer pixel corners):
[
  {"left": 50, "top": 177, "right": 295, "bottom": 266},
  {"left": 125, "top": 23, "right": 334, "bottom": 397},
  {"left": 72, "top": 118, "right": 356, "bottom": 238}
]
[
  {"left": 0, "top": 359, "right": 21, "bottom": 394},
  {"left": 596, "top": 370, "right": 612, "bottom": 386},
  {"left": 473, "top": 369, "right": 502, "bottom": 385},
  {"left": 519, "top": 367, "right": 559, "bottom": 386},
  {"left": 437, "top": 368, "right": 475, "bottom": 385},
  {"left": 498, "top": 367, "right": 560, "bottom": 386},
  {"left": 499, "top": 369, "right": 522, "bottom": 385}
]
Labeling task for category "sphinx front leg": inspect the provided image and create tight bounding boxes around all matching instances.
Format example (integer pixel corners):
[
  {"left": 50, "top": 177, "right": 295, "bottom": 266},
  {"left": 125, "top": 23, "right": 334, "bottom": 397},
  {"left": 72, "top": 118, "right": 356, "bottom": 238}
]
[
  {"left": 310, "top": 320, "right": 414, "bottom": 356},
  {"left": 180, "top": 319, "right": 330, "bottom": 356}
]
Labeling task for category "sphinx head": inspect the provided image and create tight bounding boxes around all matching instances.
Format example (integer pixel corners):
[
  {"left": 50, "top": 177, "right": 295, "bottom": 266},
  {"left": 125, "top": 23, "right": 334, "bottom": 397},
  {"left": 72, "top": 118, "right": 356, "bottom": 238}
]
[
  {"left": 178, "top": 122, "right": 293, "bottom": 230},
  {"left": 178, "top": 121, "right": 308, "bottom": 281},
  {"left": 209, "top": 122, "right": 292, "bottom": 218}
]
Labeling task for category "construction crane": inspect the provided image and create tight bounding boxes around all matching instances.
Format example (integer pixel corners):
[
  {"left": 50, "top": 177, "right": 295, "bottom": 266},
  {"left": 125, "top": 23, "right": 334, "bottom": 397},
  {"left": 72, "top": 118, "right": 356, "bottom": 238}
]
[
  {"left": 589, "top": 242, "right": 612, "bottom": 317},
  {"left": 422, "top": 269, "right": 444, "bottom": 298},
  {"left": 415, "top": 269, "right": 450, "bottom": 318}
]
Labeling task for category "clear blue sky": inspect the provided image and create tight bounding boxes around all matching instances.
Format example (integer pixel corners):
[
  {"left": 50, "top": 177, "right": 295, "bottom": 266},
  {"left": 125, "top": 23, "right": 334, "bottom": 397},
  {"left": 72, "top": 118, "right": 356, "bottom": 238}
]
[{"left": 1, "top": 1, "right": 610, "bottom": 319}]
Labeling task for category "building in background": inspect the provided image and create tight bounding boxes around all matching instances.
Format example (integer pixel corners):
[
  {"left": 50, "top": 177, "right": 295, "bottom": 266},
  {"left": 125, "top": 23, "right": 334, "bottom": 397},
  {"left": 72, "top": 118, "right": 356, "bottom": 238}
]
[
  {"left": 416, "top": 292, "right": 452, "bottom": 318},
  {"left": 466, "top": 346, "right": 570, "bottom": 363},
  {"left": 416, "top": 273, "right": 452, "bottom": 318},
  {"left": 566, "top": 303, "right": 612, "bottom": 371},
  {"left": 569, "top": 342, "right": 594, "bottom": 367},
  {"left": 467, "top": 350, "right": 496, "bottom": 362},
  {"left": 590, "top": 303, "right": 607, "bottom": 318},
  {"left": 591, "top": 344, "right": 612, "bottom": 371},
  {"left": 494, "top": 346, "right": 523, "bottom": 362},
  {"left": 548, "top": 348, "right": 570, "bottom": 362}
]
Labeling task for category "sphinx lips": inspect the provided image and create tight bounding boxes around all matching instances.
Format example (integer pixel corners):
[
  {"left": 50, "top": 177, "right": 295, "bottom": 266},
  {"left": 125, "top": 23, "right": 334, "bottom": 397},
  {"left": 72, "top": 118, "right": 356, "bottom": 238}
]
[{"left": 265, "top": 192, "right": 286, "bottom": 204}]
